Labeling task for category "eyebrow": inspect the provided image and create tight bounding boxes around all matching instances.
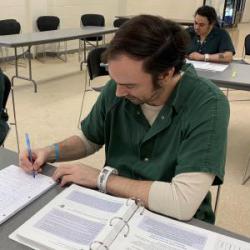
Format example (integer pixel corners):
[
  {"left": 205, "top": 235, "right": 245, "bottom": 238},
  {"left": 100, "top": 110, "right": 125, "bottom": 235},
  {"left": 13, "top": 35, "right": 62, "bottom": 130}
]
[{"left": 116, "top": 82, "right": 137, "bottom": 87}]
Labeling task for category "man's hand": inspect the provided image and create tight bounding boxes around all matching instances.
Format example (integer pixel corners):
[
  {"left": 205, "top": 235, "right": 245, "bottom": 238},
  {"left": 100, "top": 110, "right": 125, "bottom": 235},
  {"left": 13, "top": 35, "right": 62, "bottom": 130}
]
[
  {"left": 52, "top": 163, "right": 100, "bottom": 188},
  {"left": 188, "top": 52, "right": 205, "bottom": 61},
  {"left": 19, "top": 147, "right": 52, "bottom": 173}
]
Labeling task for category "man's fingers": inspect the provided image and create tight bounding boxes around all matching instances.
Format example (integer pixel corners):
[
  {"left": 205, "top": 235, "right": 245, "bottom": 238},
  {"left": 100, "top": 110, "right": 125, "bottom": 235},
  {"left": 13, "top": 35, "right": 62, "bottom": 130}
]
[
  {"left": 60, "top": 175, "right": 73, "bottom": 187},
  {"left": 52, "top": 165, "right": 73, "bottom": 182}
]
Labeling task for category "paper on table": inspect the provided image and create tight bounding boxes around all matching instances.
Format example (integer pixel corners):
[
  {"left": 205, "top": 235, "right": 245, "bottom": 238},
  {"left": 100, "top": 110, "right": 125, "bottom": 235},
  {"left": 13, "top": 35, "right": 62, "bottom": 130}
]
[
  {"left": 0, "top": 164, "right": 55, "bottom": 224},
  {"left": 110, "top": 209, "right": 250, "bottom": 250},
  {"left": 186, "top": 59, "right": 229, "bottom": 72}
]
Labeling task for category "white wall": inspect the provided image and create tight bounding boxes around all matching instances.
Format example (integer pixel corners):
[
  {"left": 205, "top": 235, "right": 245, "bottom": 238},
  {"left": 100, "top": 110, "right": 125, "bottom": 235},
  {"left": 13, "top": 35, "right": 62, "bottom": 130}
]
[
  {"left": 0, "top": 0, "right": 28, "bottom": 31},
  {"left": 0, "top": 0, "right": 207, "bottom": 51},
  {"left": 242, "top": 0, "right": 250, "bottom": 22},
  {"left": 125, "top": 0, "right": 203, "bottom": 19}
]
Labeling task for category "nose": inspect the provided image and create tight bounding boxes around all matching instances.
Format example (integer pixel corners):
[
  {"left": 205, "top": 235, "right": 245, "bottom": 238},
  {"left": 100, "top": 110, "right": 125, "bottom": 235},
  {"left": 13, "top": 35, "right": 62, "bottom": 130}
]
[{"left": 116, "top": 85, "right": 129, "bottom": 97}]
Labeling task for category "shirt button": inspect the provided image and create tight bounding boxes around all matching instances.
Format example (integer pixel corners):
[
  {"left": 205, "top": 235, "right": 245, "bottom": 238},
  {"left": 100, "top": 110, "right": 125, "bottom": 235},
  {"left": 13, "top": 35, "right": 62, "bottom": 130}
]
[
  {"left": 144, "top": 158, "right": 149, "bottom": 162},
  {"left": 161, "top": 115, "right": 165, "bottom": 120}
]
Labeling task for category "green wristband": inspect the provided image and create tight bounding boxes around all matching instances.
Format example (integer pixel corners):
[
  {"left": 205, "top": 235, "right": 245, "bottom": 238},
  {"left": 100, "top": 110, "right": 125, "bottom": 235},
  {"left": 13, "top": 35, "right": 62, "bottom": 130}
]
[{"left": 54, "top": 143, "right": 59, "bottom": 162}]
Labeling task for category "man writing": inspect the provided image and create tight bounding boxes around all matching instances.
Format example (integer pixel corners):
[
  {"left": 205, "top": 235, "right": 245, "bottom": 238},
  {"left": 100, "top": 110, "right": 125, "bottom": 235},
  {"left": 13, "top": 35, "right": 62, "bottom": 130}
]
[
  {"left": 20, "top": 15, "right": 230, "bottom": 224},
  {"left": 186, "top": 5, "right": 235, "bottom": 63}
]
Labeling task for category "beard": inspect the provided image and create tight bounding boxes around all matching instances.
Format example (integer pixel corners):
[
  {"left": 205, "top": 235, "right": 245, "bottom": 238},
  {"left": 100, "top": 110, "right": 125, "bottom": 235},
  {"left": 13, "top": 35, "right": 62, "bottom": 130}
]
[{"left": 125, "top": 86, "right": 163, "bottom": 105}]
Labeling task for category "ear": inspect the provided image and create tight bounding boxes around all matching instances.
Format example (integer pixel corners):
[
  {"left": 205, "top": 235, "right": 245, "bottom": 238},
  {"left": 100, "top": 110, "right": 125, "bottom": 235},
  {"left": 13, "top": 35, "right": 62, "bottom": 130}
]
[{"left": 158, "top": 67, "right": 175, "bottom": 81}]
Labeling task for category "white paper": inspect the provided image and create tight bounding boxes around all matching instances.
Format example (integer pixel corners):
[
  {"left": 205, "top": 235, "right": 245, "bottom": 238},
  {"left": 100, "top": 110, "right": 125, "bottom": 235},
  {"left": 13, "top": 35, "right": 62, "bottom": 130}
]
[
  {"left": 0, "top": 164, "right": 55, "bottom": 224},
  {"left": 10, "top": 184, "right": 137, "bottom": 250},
  {"left": 186, "top": 59, "right": 229, "bottom": 72},
  {"left": 110, "top": 209, "right": 250, "bottom": 250}
]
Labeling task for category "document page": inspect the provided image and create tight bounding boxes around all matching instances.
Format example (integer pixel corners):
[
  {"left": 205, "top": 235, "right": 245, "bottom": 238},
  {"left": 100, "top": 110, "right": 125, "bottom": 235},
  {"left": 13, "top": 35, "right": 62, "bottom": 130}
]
[
  {"left": 186, "top": 59, "right": 229, "bottom": 72},
  {"left": 10, "top": 184, "right": 137, "bottom": 250},
  {"left": 110, "top": 209, "right": 250, "bottom": 250},
  {"left": 0, "top": 164, "right": 55, "bottom": 224}
]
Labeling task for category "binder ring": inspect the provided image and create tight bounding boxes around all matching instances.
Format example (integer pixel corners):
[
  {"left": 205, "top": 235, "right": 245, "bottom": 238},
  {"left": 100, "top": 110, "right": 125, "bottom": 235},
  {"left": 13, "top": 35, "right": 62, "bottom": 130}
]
[
  {"left": 109, "top": 216, "right": 130, "bottom": 237},
  {"left": 89, "top": 240, "right": 108, "bottom": 250}
]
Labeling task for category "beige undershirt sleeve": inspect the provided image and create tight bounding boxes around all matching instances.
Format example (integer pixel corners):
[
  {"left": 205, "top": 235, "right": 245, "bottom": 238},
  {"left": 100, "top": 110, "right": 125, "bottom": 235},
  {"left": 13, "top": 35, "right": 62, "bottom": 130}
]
[
  {"left": 75, "top": 129, "right": 102, "bottom": 156},
  {"left": 148, "top": 172, "right": 215, "bottom": 221}
]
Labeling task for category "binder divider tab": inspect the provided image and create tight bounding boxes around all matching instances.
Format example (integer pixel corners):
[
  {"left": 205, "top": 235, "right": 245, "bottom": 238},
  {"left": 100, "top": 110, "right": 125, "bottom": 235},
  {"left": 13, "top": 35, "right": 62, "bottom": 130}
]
[
  {"left": 109, "top": 216, "right": 130, "bottom": 237},
  {"left": 126, "top": 197, "right": 145, "bottom": 215},
  {"left": 89, "top": 240, "right": 109, "bottom": 250}
]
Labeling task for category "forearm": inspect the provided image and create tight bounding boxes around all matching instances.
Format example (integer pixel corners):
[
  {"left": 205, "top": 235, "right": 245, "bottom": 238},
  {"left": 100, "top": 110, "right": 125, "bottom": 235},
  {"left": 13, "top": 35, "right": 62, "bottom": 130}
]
[
  {"left": 206, "top": 51, "right": 233, "bottom": 63},
  {"left": 106, "top": 175, "right": 153, "bottom": 207},
  {"left": 46, "top": 135, "right": 87, "bottom": 162},
  {"left": 106, "top": 172, "right": 214, "bottom": 221}
]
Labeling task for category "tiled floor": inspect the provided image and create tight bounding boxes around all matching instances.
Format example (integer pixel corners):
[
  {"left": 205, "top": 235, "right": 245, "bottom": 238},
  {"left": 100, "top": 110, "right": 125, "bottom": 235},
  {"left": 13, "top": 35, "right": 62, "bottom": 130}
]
[{"left": 1, "top": 22, "right": 250, "bottom": 238}]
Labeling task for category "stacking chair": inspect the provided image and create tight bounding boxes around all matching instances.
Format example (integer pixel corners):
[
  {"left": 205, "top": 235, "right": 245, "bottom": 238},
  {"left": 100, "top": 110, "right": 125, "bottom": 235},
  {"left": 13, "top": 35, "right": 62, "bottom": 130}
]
[
  {"left": 0, "top": 70, "right": 10, "bottom": 146},
  {"left": 0, "top": 19, "right": 25, "bottom": 68},
  {"left": 79, "top": 14, "right": 105, "bottom": 63},
  {"left": 113, "top": 18, "right": 129, "bottom": 28},
  {"left": 242, "top": 34, "right": 250, "bottom": 63},
  {"left": 36, "top": 16, "right": 67, "bottom": 61},
  {"left": 78, "top": 47, "right": 109, "bottom": 126}
]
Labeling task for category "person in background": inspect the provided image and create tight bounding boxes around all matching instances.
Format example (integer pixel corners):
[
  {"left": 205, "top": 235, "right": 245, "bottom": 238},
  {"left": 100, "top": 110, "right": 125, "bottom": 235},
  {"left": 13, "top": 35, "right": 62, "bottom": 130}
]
[
  {"left": 186, "top": 5, "right": 235, "bottom": 63},
  {"left": 20, "top": 15, "right": 230, "bottom": 224}
]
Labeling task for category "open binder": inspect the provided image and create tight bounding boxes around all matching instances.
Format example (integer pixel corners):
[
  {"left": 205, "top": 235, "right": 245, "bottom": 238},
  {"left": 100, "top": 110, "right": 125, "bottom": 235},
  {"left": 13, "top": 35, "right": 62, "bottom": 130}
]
[{"left": 9, "top": 184, "right": 250, "bottom": 250}]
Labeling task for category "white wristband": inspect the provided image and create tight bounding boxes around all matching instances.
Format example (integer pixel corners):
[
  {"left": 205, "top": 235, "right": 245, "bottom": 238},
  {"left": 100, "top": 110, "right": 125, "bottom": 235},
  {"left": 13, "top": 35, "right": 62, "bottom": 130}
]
[
  {"left": 97, "top": 166, "right": 118, "bottom": 193},
  {"left": 204, "top": 54, "right": 209, "bottom": 62}
]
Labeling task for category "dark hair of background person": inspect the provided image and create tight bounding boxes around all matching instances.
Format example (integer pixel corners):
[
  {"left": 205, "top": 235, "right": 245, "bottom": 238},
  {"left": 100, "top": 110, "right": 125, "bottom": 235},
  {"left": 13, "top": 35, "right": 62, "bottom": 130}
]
[
  {"left": 195, "top": 5, "right": 218, "bottom": 25},
  {"left": 103, "top": 15, "right": 190, "bottom": 88}
]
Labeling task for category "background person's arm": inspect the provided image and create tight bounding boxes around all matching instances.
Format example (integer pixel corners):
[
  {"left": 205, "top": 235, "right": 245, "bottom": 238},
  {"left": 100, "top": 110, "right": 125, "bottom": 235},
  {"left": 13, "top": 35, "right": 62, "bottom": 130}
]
[{"left": 188, "top": 51, "right": 233, "bottom": 63}]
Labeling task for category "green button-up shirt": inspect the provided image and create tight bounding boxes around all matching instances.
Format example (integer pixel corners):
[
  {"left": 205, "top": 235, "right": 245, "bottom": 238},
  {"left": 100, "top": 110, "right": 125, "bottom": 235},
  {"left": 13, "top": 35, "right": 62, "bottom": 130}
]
[
  {"left": 81, "top": 64, "right": 230, "bottom": 223},
  {"left": 186, "top": 26, "right": 235, "bottom": 55}
]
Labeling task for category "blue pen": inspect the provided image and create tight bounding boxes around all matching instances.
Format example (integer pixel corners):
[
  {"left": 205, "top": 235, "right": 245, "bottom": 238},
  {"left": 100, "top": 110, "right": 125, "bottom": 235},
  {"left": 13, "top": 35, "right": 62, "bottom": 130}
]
[{"left": 25, "top": 133, "right": 36, "bottom": 178}]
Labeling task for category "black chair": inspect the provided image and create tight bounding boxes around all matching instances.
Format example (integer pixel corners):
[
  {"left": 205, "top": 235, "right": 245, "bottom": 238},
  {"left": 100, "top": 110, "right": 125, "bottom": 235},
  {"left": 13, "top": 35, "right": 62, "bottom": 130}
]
[
  {"left": 113, "top": 18, "right": 129, "bottom": 28},
  {"left": 0, "top": 19, "right": 25, "bottom": 68},
  {"left": 36, "top": 16, "right": 67, "bottom": 61},
  {"left": 0, "top": 70, "right": 10, "bottom": 146},
  {"left": 37, "top": 16, "right": 60, "bottom": 31},
  {"left": 78, "top": 47, "right": 109, "bottom": 126},
  {"left": 242, "top": 34, "right": 250, "bottom": 62},
  {"left": 79, "top": 14, "right": 105, "bottom": 62}
]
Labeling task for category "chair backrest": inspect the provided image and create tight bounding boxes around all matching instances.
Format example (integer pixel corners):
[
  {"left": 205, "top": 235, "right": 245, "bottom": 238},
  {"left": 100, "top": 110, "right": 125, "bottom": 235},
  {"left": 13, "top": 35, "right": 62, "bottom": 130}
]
[
  {"left": 81, "top": 14, "right": 105, "bottom": 42},
  {"left": 244, "top": 34, "right": 250, "bottom": 56},
  {"left": 0, "top": 19, "right": 21, "bottom": 35},
  {"left": 113, "top": 18, "right": 129, "bottom": 28},
  {"left": 81, "top": 14, "right": 105, "bottom": 27},
  {"left": 0, "top": 70, "right": 10, "bottom": 145},
  {"left": 87, "top": 47, "right": 109, "bottom": 80},
  {"left": 37, "top": 16, "right": 60, "bottom": 31}
]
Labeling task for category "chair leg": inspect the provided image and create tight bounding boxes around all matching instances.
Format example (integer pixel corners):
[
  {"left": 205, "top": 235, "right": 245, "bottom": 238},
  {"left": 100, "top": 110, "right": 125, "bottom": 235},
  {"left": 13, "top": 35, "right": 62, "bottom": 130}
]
[
  {"left": 77, "top": 67, "right": 88, "bottom": 128},
  {"left": 214, "top": 185, "right": 221, "bottom": 216},
  {"left": 83, "top": 41, "right": 87, "bottom": 63},
  {"left": 10, "top": 79, "right": 20, "bottom": 153},
  {"left": 78, "top": 40, "right": 82, "bottom": 62},
  {"left": 242, "top": 156, "right": 250, "bottom": 185},
  {"left": 64, "top": 41, "right": 67, "bottom": 62}
]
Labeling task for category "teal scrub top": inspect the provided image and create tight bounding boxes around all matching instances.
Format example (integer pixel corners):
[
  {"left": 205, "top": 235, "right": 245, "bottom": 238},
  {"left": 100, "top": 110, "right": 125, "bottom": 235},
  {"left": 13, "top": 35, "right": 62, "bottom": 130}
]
[{"left": 186, "top": 26, "right": 235, "bottom": 55}]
